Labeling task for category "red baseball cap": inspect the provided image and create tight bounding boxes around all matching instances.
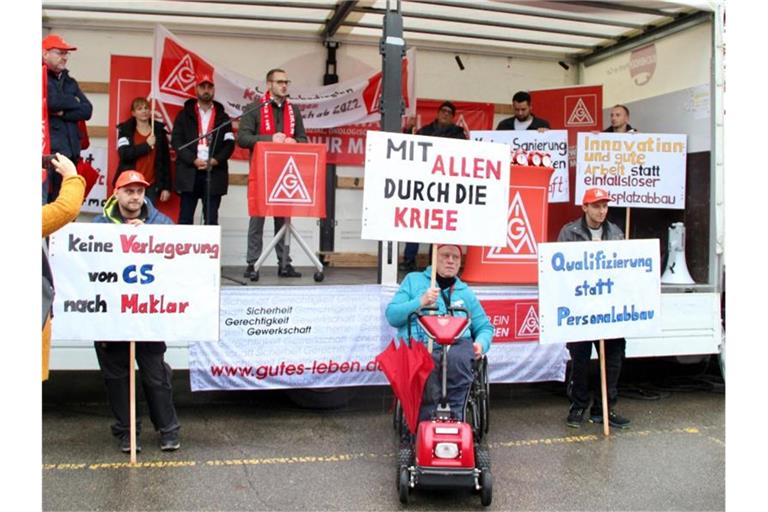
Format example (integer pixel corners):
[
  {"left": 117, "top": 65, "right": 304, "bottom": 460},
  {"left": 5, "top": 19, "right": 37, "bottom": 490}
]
[
  {"left": 582, "top": 187, "right": 612, "bottom": 205},
  {"left": 115, "top": 170, "right": 150, "bottom": 189},
  {"left": 196, "top": 73, "right": 214, "bottom": 86},
  {"left": 43, "top": 34, "right": 77, "bottom": 51}
]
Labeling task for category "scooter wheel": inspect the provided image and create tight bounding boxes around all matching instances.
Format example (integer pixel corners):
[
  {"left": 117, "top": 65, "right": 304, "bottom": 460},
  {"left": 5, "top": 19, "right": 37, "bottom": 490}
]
[
  {"left": 480, "top": 468, "right": 492, "bottom": 507},
  {"left": 398, "top": 467, "right": 410, "bottom": 504},
  {"left": 313, "top": 272, "right": 325, "bottom": 282}
]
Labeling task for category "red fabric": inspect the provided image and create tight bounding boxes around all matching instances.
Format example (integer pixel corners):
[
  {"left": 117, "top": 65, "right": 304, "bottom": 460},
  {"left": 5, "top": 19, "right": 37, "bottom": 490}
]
[
  {"left": 78, "top": 120, "right": 90, "bottom": 150},
  {"left": 132, "top": 131, "right": 156, "bottom": 185},
  {"left": 247, "top": 142, "right": 326, "bottom": 218},
  {"left": 76, "top": 159, "right": 100, "bottom": 198},
  {"left": 258, "top": 91, "right": 295, "bottom": 137},
  {"left": 42, "top": 65, "right": 50, "bottom": 157},
  {"left": 461, "top": 165, "right": 552, "bottom": 284},
  {"left": 375, "top": 339, "right": 435, "bottom": 434}
]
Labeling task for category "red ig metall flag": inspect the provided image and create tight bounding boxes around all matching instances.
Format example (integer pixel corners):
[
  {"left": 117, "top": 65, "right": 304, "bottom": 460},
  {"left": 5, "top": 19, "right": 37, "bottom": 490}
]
[
  {"left": 248, "top": 142, "right": 327, "bottom": 218},
  {"left": 461, "top": 165, "right": 552, "bottom": 284},
  {"left": 42, "top": 64, "right": 50, "bottom": 158}
]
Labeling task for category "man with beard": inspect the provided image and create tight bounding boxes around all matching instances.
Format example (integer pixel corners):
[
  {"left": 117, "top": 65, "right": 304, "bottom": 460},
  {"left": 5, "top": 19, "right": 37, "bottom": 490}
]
[
  {"left": 42, "top": 34, "right": 93, "bottom": 203},
  {"left": 238, "top": 68, "right": 307, "bottom": 281},
  {"left": 495, "top": 90, "right": 550, "bottom": 131},
  {"left": 93, "top": 170, "right": 181, "bottom": 453},
  {"left": 171, "top": 74, "right": 235, "bottom": 225},
  {"left": 558, "top": 187, "right": 630, "bottom": 430}
]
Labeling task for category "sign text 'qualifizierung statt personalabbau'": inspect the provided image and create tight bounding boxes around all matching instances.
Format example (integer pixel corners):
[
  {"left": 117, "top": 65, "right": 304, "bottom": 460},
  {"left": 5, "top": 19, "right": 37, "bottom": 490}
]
[
  {"left": 361, "top": 131, "right": 510, "bottom": 247},
  {"left": 537, "top": 239, "right": 661, "bottom": 344},
  {"left": 49, "top": 224, "right": 221, "bottom": 342}
]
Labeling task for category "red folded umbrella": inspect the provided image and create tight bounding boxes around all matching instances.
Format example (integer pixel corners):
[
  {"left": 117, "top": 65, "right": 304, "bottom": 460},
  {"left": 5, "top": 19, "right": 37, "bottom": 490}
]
[
  {"left": 76, "top": 158, "right": 100, "bottom": 199},
  {"left": 376, "top": 338, "right": 435, "bottom": 434}
]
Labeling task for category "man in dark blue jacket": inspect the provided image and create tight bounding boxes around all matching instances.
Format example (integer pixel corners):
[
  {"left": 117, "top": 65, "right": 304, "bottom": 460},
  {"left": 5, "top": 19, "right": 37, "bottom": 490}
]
[
  {"left": 93, "top": 171, "right": 181, "bottom": 453},
  {"left": 43, "top": 34, "right": 92, "bottom": 203}
]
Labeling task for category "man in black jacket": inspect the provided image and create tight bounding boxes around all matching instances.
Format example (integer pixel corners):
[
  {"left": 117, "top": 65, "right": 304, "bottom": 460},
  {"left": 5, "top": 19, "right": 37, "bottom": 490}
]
[
  {"left": 400, "top": 101, "right": 467, "bottom": 271},
  {"left": 558, "top": 187, "right": 630, "bottom": 430},
  {"left": 495, "top": 90, "right": 550, "bottom": 131},
  {"left": 43, "top": 34, "right": 93, "bottom": 203},
  {"left": 171, "top": 74, "right": 235, "bottom": 225},
  {"left": 604, "top": 104, "right": 637, "bottom": 133}
]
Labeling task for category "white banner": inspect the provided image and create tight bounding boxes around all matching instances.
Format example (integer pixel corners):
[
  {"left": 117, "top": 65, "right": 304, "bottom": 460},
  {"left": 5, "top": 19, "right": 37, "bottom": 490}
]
[
  {"left": 50, "top": 224, "right": 221, "bottom": 342},
  {"left": 189, "top": 285, "right": 568, "bottom": 391},
  {"left": 152, "top": 24, "right": 415, "bottom": 129},
  {"left": 79, "top": 146, "right": 108, "bottom": 214},
  {"left": 361, "top": 131, "right": 510, "bottom": 246},
  {"left": 471, "top": 129, "right": 569, "bottom": 203},
  {"left": 538, "top": 239, "right": 662, "bottom": 344},
  {"left": 575, "top": 132, "right": 687, "bottom": 209}
]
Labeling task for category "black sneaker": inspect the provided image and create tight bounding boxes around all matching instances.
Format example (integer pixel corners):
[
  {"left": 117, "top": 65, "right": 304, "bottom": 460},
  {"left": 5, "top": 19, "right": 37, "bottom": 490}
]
[
  {"left": 566, "top": 406, "right": 586, "bottom": 428},
  {"left": 589, "top": 410, "right": 631, "bottom": 429},
  {"left": 160, "top": 431, "right": 181, "bottom": 451},
  {"left": 398, "top": 260, "right": 416, "bottom": 272},
  {"left": 243, "top": 266, "right": 259, "bottom": 281},
  {"left": 278, "top": 264, "right": 302, "bottom": 278},
  {"left": 119, "top": 434, "right": 141, "bottom": 453}
]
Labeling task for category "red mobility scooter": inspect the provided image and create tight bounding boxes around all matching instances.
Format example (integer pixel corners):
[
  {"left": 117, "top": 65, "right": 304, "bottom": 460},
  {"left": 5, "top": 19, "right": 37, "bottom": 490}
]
[{"left": 395, "top": 305, "right": 492, "bottom": 506}]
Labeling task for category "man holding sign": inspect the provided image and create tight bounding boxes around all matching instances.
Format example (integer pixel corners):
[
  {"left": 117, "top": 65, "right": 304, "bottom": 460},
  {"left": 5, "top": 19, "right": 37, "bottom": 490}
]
[
  {"left": 557, "top": 187, "right": 630, "bottom": 429},
  {"left": 93, "top": 171, "right": 181, "bottom": 452},
  {"left": 386, "top": 244, "right": 493, "bottom": 422}
]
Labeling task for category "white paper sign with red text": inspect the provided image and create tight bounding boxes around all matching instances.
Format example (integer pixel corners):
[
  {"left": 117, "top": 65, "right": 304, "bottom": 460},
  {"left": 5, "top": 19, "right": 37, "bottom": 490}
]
[
  {"left": 361, "top": 131, "right": 510, "bottom": 246},
  {"left": 49, "top": 224, "right": 221, "bottom": 342}
]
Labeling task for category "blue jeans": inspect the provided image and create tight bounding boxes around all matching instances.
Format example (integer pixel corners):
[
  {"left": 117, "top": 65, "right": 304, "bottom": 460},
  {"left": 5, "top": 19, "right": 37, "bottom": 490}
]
[{"left": 419, "top": 337, "right": 475, "bottom": 422}]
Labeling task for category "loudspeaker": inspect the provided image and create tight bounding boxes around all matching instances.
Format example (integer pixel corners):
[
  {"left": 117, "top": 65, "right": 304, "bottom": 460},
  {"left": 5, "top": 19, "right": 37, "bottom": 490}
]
[{"left": 661, "top": 222, "right": 695, "bottom": 284}]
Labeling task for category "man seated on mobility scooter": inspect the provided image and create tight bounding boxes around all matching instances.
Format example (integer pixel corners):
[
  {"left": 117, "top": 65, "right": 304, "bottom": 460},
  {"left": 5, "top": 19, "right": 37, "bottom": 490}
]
[{"left": 385, "top": 243, "right": 494, "bottom": 504}]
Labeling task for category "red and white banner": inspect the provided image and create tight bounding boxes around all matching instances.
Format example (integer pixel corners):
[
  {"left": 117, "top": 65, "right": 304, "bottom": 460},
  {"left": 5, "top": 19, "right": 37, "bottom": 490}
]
[
  {"left": 461, "top": 166, "right": 552, "bottom": 284},
  {"left": 248, "top": 142, "right": 327, "bottom": 218},
  {"left": 530, "top": 85, "right": 603, "bottom": 241},
  {"left": 481, "top": 298, "right": 540, "bottom": 342},
  {"left": 152, "top": 24, "right": 415, "bottom": 130}
]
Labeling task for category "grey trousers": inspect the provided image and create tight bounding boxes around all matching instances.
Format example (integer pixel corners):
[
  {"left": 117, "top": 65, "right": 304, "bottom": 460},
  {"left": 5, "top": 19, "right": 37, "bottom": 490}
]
[{"left": 246, "top": 216, "right": 292, "bottom": 266}]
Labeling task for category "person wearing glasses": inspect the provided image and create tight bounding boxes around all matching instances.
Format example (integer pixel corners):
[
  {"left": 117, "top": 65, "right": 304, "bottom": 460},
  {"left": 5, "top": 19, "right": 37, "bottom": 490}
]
[
  {"left": 238, "top": 68, "right": 307, "bottom": 281},
  {"left": 400, "top": 101, "right": 467, "bottom": 272},
  {"left": 42, "top": 34, "right": 93, "bottom": 203}
]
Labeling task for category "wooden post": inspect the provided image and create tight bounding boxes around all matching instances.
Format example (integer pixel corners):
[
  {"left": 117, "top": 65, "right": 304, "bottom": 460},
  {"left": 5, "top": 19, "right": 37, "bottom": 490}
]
[
  {"left": 599, "top": 339, "right": 610, "bottom": 436},
  {"left": 625, "top": 207, "right": 631, "bottom": 238},
  {"left": 428, "top": 244, "right": 437, "bottom": 354},
  {"left": 129, "top": 341, "right": 137, "bottom": 464}
]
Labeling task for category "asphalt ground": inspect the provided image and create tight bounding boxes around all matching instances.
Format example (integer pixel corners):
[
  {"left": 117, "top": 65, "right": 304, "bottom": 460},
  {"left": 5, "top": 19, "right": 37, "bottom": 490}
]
[{"left": 42, "top": 358, "right": 724, "bottom": 511}]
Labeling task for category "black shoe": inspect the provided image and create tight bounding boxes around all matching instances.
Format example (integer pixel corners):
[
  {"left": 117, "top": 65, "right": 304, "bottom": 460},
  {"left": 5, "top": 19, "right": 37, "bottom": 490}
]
[
  {"left": 398, "top": 260, "right": 416, "bottom": 272},
  {"left": 278, "top": 264, "right": 301, "bottom": 278},
  {"left": 243, "top": 266, "right": 259, "bottom": 281},
  {"left": 566, "top": 406, "right": 586, "bottom": 428},
  {"left": 160, "top": 431, "right": 181, "bottom": 451},
  {"left": 589, "top": 410, "right": 631, "bottom": 429},
  {"left": 119, "top": 434, "right": 141, "bottom": 453}
]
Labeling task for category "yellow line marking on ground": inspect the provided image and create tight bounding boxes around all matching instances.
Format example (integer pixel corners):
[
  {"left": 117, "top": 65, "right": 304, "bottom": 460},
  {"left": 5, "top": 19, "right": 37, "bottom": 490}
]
[{"left": 42, "top": 425, "right": 720, "bottom": 472}]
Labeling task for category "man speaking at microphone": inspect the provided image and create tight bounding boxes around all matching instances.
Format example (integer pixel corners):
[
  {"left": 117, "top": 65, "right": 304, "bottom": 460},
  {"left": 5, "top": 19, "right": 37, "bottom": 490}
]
[
  {"left": 171, "top": 73, "right": 235, "bottom": 226},
  {"left": 238, "top": 68, "right": 307, "bottom": 281}
]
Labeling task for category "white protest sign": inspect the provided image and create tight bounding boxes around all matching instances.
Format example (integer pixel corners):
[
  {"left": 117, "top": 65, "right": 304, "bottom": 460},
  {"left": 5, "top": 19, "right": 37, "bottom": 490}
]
[
  {"left": 361, "top": 131, "right": 510, "bottom": 246},
  {"left": 538, "top": 239, "right": 661, "bottom": 344},
  {"left": 575, "top": 132, "right": 687, "bottom": 209},
  {"left": 471, "top": 129, "right": 569, "bottom": 203},
  {"left": 49, "top": 223, "right": 221, "bottom": 342}
]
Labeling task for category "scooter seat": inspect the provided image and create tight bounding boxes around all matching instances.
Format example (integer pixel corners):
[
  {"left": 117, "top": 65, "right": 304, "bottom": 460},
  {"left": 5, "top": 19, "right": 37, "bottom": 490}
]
[{"left": 418, "top": 315, "right": 468, "bottom": 345}]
